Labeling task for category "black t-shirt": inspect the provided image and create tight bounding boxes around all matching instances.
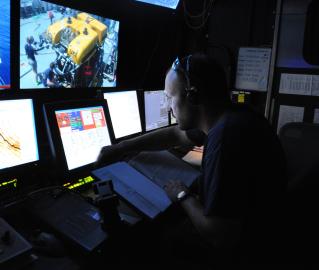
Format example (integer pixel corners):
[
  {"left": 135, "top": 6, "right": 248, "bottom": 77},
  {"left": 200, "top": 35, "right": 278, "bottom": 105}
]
[
  {"left": 187, "top": 105, "right": 287, "bottom": 260},
  {"left": 42, "top": 68, "right": 54, "bottom": 87},
  {"left": 25, "top": 44, "right": 36, "bottom": 61}
]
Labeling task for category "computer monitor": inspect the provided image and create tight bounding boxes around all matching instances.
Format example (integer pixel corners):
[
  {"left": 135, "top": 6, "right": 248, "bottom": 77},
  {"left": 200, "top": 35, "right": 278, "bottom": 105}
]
[
  {"left": 20, "top": 0, "right": 119, "bottom": 89},
  {"left": 144, "top": 90, "right": 169, "bottom": 131},
  {"left": 135, "top": 0, "right": 180, "bottom": 9},
  {"left": 0, "top": 0, "right": 10, "bottom": 89},
  {"left": 103, "top": 90, "right": 142, "bottom": 139},
  {"left": 43, "top": 99, "right": 115, "bottom": 174},
  {"left": 0, "top": 99, "right": 39, "bottom": 171}
]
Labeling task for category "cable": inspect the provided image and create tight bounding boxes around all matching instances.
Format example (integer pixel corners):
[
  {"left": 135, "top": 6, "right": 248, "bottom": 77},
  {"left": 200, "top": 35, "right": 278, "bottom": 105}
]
[
  {"left": 183, "top": 0, "right": 215, "bottom": 30},
  {"left": 183, "top": 0, "right": 208, "bottom": 18}
]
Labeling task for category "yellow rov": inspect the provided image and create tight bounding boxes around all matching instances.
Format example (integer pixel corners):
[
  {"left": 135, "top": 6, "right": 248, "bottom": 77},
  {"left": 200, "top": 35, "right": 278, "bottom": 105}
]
[{"left": 47, "top": 13, "right": 107, "bottom": 65}]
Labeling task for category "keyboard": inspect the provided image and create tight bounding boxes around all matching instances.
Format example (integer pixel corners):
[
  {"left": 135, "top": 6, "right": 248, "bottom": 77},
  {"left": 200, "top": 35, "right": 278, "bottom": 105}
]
[{"left": 25, "top": 187, "right": 108, "bottom": 252}]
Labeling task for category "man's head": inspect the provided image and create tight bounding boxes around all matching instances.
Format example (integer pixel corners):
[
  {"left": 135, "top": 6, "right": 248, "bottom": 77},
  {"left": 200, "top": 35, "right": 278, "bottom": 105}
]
[
  {"left": 164, "top": 53, "right": 230, "bottom": 130},
  {"left": 26, "top": 36, "right": 34, "bottom": 44}
]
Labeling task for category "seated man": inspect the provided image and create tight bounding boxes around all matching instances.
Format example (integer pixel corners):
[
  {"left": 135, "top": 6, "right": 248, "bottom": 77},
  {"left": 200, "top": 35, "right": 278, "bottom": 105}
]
[
  {"left": 42, "top": 62, "right": 60, "bottom": 88},
  {"left": 96, "top": 53, "right": 287, "bottom": 265}
]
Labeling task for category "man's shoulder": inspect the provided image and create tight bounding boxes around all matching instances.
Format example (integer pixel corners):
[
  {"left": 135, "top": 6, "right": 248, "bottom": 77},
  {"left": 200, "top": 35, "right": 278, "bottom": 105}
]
[{"left": 225, "top": 105, "right": 268, "bottom": 129}]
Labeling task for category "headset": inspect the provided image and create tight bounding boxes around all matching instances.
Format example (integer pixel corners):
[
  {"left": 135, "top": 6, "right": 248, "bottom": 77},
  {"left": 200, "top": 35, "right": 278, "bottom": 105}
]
[{"left": 171, "top": 55, "right": 199, "bottom": 104}]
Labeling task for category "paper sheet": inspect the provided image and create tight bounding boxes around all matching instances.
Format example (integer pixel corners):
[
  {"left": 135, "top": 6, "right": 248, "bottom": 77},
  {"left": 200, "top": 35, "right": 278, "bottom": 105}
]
[
  {"left": 235, "top": 47, "right": 271, "bottom": 92},
  {"left": 279, "top": 73, "right": 319, "bottom": 96}
]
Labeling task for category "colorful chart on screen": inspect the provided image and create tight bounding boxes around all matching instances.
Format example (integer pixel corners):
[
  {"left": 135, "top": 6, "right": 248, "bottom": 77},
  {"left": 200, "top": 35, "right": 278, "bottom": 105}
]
[{"left": 55, "top": 106, "right": 112, "bottom": 170}]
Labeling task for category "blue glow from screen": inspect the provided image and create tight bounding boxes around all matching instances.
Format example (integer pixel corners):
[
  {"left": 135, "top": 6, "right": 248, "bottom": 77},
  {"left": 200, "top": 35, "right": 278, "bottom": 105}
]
[{"left": 135, "top": 0, "right": 180, "bottom": 9}]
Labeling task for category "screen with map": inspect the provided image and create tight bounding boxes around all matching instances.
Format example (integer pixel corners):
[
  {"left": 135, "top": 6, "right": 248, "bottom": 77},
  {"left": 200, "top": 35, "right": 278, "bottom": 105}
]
[{"left": 0, "top": 99, "right": 39, "bottom": 170}]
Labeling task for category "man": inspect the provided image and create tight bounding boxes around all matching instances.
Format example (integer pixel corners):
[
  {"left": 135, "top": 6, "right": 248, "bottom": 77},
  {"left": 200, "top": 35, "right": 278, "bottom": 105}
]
[
  {"left": 96, "top": 53, "right": 287, "bottom": 264},
  {"left": 48, "top": 10, "right": 54, "bottom": 24},
  {"left": 25, "top": 36, "right": 41, "bottom": 85},
  {"left": 42, "top": 62, "right": 59, "bottom": 88}
]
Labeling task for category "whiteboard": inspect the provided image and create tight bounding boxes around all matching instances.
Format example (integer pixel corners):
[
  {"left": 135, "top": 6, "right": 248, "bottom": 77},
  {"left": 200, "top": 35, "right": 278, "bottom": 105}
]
[{"left": 235, "top": 47, "right": 272, "bottom": 92}]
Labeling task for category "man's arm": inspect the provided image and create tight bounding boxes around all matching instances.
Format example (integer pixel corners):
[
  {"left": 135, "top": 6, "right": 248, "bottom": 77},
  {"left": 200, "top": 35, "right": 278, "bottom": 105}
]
[
  {"left": 181, "top": 196, "right": 243, "bottom": 249},
  {"left": 164, "top": 181, "right": 243, "bottom": 250},
  {"left": 95, "top": 126, "right": 195, "bottom": 167}
]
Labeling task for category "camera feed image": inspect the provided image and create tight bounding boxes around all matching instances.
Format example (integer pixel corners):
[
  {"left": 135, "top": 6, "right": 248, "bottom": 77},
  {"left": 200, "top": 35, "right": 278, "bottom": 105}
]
[
  {"left": 0, "top": 0, "right": 10, "bottom": 89},
  {"left": 20, "top": 0, "right": 119, "bottom": 89}
]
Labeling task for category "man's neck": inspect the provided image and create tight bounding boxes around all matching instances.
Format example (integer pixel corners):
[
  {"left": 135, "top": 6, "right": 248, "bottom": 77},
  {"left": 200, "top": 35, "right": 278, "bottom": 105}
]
[{"left": 199, "top": 103, "right": 230, "bottom": 134}]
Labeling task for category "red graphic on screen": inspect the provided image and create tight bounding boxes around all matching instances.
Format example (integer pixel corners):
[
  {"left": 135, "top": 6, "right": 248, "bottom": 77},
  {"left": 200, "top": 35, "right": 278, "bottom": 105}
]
[{"left": 56, "top": 113, "right": 70, "bottom": 128}]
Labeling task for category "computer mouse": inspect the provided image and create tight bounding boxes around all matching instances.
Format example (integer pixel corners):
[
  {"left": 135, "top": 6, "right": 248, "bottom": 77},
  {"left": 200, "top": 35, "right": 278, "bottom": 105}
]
[{"left": 30, "top": 231, "right": 67, "bottom": 257}]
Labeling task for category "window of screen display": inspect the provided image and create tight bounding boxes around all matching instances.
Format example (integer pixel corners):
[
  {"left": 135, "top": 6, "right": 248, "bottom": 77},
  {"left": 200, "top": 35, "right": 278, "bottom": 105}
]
[
  {"left": 20, "top": 0, "right": 119, "bottom": 89},
  {"left": 0, "top": 99, "right": 39, "bottom": 170},
  {"left": 103, "top": 91, "right": 142, "bottom": 139},
  {"left": 144, "top": 90, "right": 169, "bottom": 131},
  {"left": 55, "top": 106, "right": 112, "bottom": 170}
]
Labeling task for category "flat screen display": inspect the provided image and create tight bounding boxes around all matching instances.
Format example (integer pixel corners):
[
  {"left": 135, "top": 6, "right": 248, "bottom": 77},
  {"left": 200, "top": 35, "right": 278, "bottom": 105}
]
[
  {"left": 135, "top": 0, "right": 180, "bottom": 9},
  {"left": 55, "top": 106, "right": 112, "bottom": 170},
  {"left": 20, "top": 0, "right": 119, "bottom": 89},
  {"left": 103, "top": 91, "right": 142, "bottom": 139},
  {"left": 144, "top": 90, "right": 169, "bottom": 131},
  {"left": 0, "top": 0, "right": 10, "bottom": 89},
  {"left": 0, "top": 99, "right": 39, "bottom": 170}
]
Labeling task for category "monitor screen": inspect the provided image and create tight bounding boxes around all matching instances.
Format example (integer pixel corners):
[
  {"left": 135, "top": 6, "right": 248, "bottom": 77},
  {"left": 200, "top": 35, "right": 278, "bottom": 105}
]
[
  {"left": 170, "top": 111, "right": 177, "bottom": 125},
  {"left": 55, "top": 106, "right": 112, "bottom": 170},
  {"left": 0, "top": 0, "right": 10, "bottom": 89},
  {"left": 0, "top": 99, "right": 39, "bottom": 170},
  {"left": 135, "top": 0, "right": 180, "bottom": 9},
  {"left": 103, "top": 91, "right": 142, "bottom": 139},
  {"left": 144, "top": 90, "right": 169, "bottom": 131},
  {"left": 20, "top": 0, "right": 119, "bottom": 89}
]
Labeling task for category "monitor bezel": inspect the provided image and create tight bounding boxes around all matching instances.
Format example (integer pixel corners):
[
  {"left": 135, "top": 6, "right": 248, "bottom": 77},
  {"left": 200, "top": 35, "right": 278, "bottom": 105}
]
[
  {"left": 134, "top": 0, "right": 181, "bottom": 10},
  {"left": 100, "top": 88, "right": 143, "bottom": 142},
  {"left": 143, "top": 89, "right": 170, "bottom": 132},
  {"left": 43, "top": 98, "right": 116, "bottom": 178}
]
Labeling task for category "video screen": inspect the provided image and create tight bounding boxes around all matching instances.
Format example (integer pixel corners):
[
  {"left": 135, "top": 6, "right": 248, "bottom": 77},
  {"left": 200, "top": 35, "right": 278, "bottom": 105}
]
[
  {"left": 55, "top": 106, "right": 112, "bottom": 170},
  {"left": 144, "top": 90, "right": 169, "bottom": 131},
  {"left": 20, "top": 0, "right": 119, "bottom": 89},
  {"left": 0, "top": 0, "right": 10, "bottom": 89},
  {"left": 0, "top": 99, "right": 39, "bottom": 170},
  {"left": 135, "top": 0, "right": 180, "bottom": 9},
  {"left": 104, "top": 91, "right": 142, "bottom": 139}
]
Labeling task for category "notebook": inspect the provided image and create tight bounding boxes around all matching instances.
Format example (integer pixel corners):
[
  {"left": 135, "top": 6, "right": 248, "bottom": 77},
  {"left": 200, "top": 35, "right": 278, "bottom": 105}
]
[{"left": 92, "top": 150, "right": 201, "bottom": 219}]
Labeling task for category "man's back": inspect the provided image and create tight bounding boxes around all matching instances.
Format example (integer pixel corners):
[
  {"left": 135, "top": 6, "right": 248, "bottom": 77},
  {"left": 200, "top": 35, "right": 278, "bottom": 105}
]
[
  {"left": 25, "top": 44, "right": 35, "bottom": 61},
  {"left": 201, "top": 104, "right": 287, "bottom": 262}
]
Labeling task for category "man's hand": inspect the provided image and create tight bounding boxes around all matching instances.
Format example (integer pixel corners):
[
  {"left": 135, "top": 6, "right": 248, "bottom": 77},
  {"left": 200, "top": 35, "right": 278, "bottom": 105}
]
[
  {"left": 163, "top": 180, "right": 189, "bottom": 203},
  {"left": 95, "top": 144, "right": 125, "bottom": 168}
]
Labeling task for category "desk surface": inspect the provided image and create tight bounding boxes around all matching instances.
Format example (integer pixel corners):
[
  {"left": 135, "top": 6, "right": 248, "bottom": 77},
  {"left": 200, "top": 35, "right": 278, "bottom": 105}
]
[{"left": 1, "top": 149, "right": 202, "bottom": 269}]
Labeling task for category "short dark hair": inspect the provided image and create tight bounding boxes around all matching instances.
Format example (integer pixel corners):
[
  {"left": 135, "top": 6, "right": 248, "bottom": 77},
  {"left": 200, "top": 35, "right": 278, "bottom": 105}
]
[{"left": 174, "top": 53, "right": 229, "bottom": 104}]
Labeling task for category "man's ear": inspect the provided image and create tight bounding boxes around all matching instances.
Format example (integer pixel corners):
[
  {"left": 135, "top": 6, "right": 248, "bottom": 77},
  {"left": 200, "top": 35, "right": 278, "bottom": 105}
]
[{"left": 186, "top": 86, "right": 199, "bottom": 104}]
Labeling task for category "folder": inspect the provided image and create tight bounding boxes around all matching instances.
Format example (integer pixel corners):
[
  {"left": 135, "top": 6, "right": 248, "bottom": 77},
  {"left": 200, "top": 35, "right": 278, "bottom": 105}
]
[{"left": 92, "top": 150, "right": 201, "bottom": 219}]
